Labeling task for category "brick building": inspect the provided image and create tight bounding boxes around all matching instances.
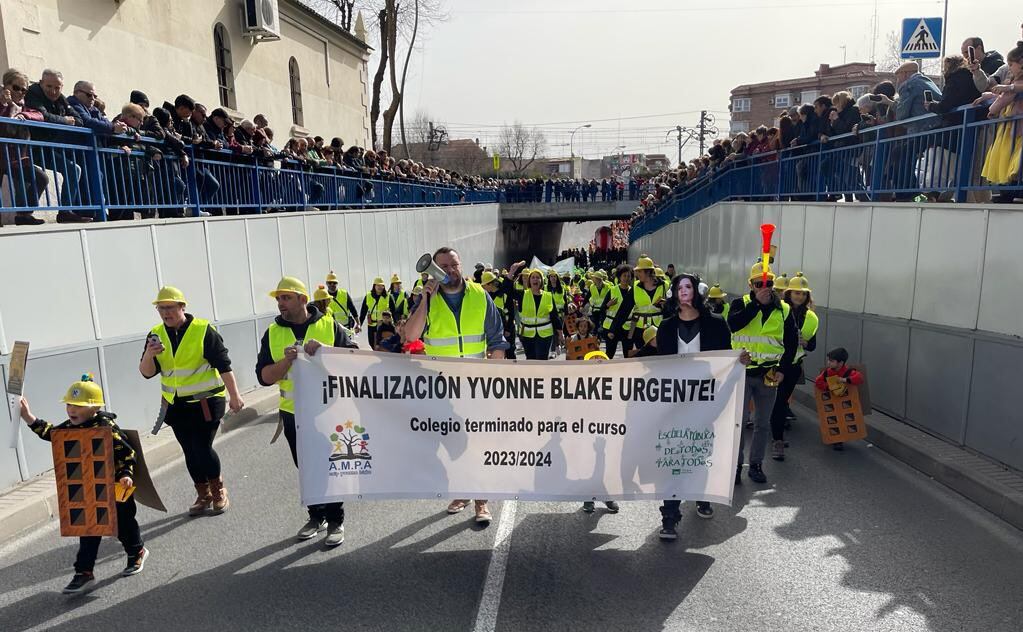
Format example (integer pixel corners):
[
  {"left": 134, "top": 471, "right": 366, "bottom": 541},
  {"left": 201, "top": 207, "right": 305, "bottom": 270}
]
[{"left": 729, "top": 62, "right": 896, "bottom": 134}]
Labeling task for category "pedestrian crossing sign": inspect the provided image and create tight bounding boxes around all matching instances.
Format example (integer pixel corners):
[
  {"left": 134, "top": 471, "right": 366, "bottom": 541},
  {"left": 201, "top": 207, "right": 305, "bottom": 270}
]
[{"left": 901, "top": 17, "right": 942, "bottom": 59}]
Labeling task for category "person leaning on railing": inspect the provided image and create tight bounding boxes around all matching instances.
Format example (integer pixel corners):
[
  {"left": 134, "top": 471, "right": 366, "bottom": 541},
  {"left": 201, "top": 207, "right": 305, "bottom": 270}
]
[
  {"left": 980, "top": 40, "right": 1023, "bottom": 204},
  {"left": 0, "top": 68, "right": 47, "bottom": 225}
]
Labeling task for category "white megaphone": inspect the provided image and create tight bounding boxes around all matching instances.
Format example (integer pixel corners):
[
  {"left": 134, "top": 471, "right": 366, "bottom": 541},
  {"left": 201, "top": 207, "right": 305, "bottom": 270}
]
[{"left": 416, "top": 253, "right": 450, "bottom": 285}]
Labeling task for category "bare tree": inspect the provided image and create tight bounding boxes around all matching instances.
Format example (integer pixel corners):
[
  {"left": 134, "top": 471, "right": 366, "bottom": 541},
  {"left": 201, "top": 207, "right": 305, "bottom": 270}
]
[
  {"left": 299, "top": 0, "right": 355, "bottom": 31},
  {"left": 497, "top": 122, "right": 547, "bottom": 174},
  {"left": 369, "top": 8, "right": 389, "bottom": 149},
  {"left": 876, "top": 29, "right": 940, "bottom": 75}
]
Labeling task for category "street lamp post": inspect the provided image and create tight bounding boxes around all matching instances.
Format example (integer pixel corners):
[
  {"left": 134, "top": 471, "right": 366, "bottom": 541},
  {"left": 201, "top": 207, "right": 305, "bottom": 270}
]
[{"left": 569, "top": 124, "right": 591, "bottom": 178}]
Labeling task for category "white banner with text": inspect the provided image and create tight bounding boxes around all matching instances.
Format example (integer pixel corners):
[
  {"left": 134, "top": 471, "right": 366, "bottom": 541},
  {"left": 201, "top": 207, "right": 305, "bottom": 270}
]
[{"left": 294, "top": 350, "right": 745, "bottom": 505}]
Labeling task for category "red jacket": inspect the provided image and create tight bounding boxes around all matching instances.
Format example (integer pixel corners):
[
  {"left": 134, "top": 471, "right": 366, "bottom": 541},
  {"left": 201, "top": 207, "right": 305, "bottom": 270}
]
[{"left": 815, "top": 365, "right": 864, "bottom": 391}]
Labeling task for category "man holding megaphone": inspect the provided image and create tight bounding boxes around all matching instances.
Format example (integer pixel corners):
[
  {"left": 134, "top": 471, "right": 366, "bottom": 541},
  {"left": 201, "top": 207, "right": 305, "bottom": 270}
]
[{"left": 404, "top": 246, "right": 510, "bottom": 525}]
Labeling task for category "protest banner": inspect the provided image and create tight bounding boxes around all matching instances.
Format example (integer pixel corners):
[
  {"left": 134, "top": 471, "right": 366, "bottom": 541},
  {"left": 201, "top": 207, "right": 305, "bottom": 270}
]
[{"left": 294, "top": 350, "right": 745, "bottom": 506}]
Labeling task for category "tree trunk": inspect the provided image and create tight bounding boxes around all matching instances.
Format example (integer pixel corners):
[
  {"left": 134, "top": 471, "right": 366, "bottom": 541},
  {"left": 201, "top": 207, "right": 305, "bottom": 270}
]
[
  {"left": 369, "top": 8, "right": 389, "bottom": 149},
  {"left": 397, "top": 0, "right": 420, "bottom": 159},
  {"left": 381, "top": 0, "right": 401, "bottom": 153}
]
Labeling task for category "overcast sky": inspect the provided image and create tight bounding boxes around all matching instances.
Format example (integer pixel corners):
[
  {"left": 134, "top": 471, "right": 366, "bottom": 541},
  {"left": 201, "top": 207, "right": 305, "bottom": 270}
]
[{"left": 390, "top": 0, "right": 1021, "bottom": 163}]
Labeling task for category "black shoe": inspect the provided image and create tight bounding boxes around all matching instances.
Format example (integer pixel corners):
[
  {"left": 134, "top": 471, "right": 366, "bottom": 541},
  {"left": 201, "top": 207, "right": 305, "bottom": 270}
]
[
  {"left": 603, "top": 501, "right": 620, "bottom": 513},
  {"left": 747, "top": 463, "right": 767, "bottom": 484},
  {"left": 658, "top": 523, "right": 678, "bottom": 540},
  {"left": 582, "top": 501, "right": 595, "bottom": 513},
  {"left": 62, "top": 572, "right": 95, "bottom": 595},
  {"left": 832, "top": 442, "right": 845, "bottom": 451},
  {"left": 735, "top": 465, "right": 743, "bottom": 485},
  {"left": 695, "top": 502, "right": 714, "bottom": 519},
  {"left": 56, "top": 211, "right": 92, "bottom": 223},
  {"left": 296, "top": 517, "right": 327, "bottom": 540},
  {"left": 122, "top": 547, "right": 149, "bottom": 576},
  {"left": 14, "top": 215, "right": 44, "bottom": 226}
]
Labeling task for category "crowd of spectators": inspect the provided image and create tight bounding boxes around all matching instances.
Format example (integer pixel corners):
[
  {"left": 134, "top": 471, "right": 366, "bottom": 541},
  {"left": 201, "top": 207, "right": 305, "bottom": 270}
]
[
  {"left": 500, "top": 177, "right": 642, "bottom": 203},
  {"left": 1, "top": 67, "right": 498, "bottom": 225},
  {"left": 626, "top": 30, "right": 1023, "bottom": 229},
  {"left": 584, "top": 220, "right": 630, "bottom": 269}
]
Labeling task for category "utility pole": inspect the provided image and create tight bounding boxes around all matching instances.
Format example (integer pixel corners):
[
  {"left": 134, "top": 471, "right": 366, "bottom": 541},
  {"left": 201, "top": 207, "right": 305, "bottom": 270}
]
[
  {"left": 675, "top": 125, "right": 683, "bottom": 166},
  {"left": 698, "top": 110, "right": 708, "bottom": 156}
]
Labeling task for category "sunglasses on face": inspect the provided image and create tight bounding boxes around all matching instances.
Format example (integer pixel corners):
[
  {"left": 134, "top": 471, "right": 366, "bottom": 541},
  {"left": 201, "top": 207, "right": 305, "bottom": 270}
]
[
  {"left": 9, "top": 85, "right": 27, "bottom": 94},
  {"left": 752, "top": 280, "right": 774, "bottom": 289},
  {"left": 77, "top": 90, "right": 97, "bottom": 99}
]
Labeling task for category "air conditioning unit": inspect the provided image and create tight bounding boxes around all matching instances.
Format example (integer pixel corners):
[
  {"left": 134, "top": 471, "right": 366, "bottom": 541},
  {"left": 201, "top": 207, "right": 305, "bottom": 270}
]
[{"left": 243, "top": 0, "right": 281, "bottom": 41}]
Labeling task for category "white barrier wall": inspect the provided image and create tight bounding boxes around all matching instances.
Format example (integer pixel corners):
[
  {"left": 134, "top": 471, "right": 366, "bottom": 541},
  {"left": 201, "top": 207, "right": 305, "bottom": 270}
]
[
  {"left": 0, "top": 204, "right": 500, "bottom": 487},
  {"left": 631, "top": 201, "right": 1023, "bottom": 471}
]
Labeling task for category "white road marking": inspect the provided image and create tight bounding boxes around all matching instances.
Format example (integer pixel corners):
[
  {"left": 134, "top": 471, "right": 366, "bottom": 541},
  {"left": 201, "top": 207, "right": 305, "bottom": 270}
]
[{"left": 472, "top": 499, "right": 518, "bottom": 632}]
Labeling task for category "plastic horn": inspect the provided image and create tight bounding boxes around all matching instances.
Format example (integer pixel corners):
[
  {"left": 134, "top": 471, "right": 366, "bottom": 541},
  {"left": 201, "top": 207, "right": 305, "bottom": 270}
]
[
  {"left": 415, "top": 253, "right": 450, "bottom": 285},
  {"left": 760, "top": 223, "right": 776, "bottom": 284}
]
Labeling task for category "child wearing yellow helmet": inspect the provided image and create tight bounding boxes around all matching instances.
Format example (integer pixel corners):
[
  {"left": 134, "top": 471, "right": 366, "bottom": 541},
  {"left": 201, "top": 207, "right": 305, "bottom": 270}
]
[{"left": 18, "top": 374, "right": 149, "bottom": 594}]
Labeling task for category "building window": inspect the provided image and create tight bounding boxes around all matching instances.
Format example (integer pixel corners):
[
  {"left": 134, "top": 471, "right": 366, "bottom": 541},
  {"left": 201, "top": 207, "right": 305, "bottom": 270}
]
[
  {"left": 774, "top": 93, "right": 791, "bottom": 109},
  {"left": 213, "top": 23, "right": 236, "bottom": 109},
  {"left": 850, "top": 85, "right": 869, "bottom": 98},
  {"left": 732, "top": 97, "right": 751, "bottom": 113},
  {"left": 289, "top": 57, "right": 304, "bottom": 126},
  {"left": 800, "top": 90, "right": 819, "bottom": 105},
  {"left": 729, "top": 120, "right": 750, "bottom": 134}
]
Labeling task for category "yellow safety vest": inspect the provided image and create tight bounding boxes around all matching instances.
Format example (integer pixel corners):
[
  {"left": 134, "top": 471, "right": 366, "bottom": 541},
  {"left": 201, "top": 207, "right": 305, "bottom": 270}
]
[
  {"left": 794, "top": 308, "right": 819, "bottom": 363},
  {"left": 632, "top": 281, "right": 666, "bottom": 329},
  {"left": 423, "top": 282, "right": 488, "bottom": 358},
  {"left": 390, "top": 291, "right": 408, "bottom": 318},
  {"left": 152, "top": 318, "right": 225, "bottom": 404},
  {"left": 589, "top": 283, "right": 611, "bottom": 313},
  {"left": 549, "top": 285, "right": 567, "bottom": 312},
  {"left": 520, "top": 291, "right": 555, "bottom": 339},
  {"left": 603, "top": 284, "right": 626, "bottom": 330},
  {"left": 493, "top": 293, "right": 508, "bottom": 318},
  {"left": 365, "top": 292, "right": 387, "bottom": 327},
  {"left": 731, "top": 295, "right": 791, "bottom": 368},
  {"left": 328, "top": 290, "right": 352, "bottom": 325},
  {"left": 268, "top": 316, "right": 336, "bottom": 414}
]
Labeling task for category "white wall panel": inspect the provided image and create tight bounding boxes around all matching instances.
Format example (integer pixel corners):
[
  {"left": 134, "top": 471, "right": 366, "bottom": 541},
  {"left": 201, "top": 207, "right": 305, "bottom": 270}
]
[
  {"left": 88, "top": 227, "right": 160, "bottom": 338},
  {"left": 278, "top": 216, "right": 309, "bottom": 286},
  {"left": 777, "top": 204, "right": 806, "bottom": 275},
  {"left": 247, "top": 218, "right": 283, "bottom": 314},
  {"left": 324, "top": 214, "right": 350, "bottom": 285},
  {"left": 208, "top": 221, "right": 255, "bottom": 321},
  {"left": 304, "top": 215, "right": 331, "bottom": 287},
  {"left": 343, "top": 213, "right": 368, "bottom": 299},
  {"left": 1, "top": 231, "right": 94, "bottom": 350},
  {"left": 801, "top": 205, "right": 835, "bottom": 307},
  {"left": 864, "top": 206, "right": 918, "bottom": 319},
  {"left": 912, "top": 209, "right": 985, "bottom": 329},
  {"left": 155, "top": 223, "right": 214, "bottom": 320},
  {"left": 827, "top": 206, "right": 871, "bottom": 313},
  {"left": 978, "top": 210, "right": 1023, "bottom": 336}
]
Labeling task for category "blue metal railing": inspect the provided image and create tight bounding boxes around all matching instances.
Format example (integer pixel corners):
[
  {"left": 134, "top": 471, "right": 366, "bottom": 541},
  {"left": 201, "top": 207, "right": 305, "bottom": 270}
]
[
  {"left": 0, "top": 118, "right": 497, "bottom": 220},
  {"left": 631, "top": 106, "right": 1023, "bottom": 241}
]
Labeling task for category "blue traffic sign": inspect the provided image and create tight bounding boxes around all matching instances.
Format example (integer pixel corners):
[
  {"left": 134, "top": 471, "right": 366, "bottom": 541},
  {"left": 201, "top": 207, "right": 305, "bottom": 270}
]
[{"left": 901, "top": 17, "right": 943, "bottom": 59}]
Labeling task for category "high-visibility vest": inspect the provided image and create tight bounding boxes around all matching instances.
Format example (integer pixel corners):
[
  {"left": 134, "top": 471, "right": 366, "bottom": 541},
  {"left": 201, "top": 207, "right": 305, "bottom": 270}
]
[
  {"left": 152, "top": 318, "right": 225, "bottom": 404},
  {"left": 519, "top": 291, "right": 555, "bottom": 339},
  {"left": 390, "top": 291, "right": 408, "bottom": 318},
  {"left": 632, "top": 281, "right": 666, "bottom": 329},
  {"left": 493, "top": 293, "right": 508, "bottom": 318},
  {"left": 423, "top": 282, "right": 488, "bottom": 358},
  {"left": 793, "top": 308, "right": 819, "bottom": 363},
  {"left": 589, "top": 282, "right": 611, "bottom": 314},
  {"left": 731, "top": 295, "right": 791, "bottom": 369},
  {"left": 603, "top": 284, "right": 626, "bottom": 330},
  {"left": 269, "top": 316, "right": 336, "bottom": 414},
  {"left": 328, "top": 290, "right": 352, "bottom": 325},
  {"left": 365, "top": 292, "right": 387, "bottom": 327},
  {"left": 549, "top": 285, "right": 567, "bottom": 312}
]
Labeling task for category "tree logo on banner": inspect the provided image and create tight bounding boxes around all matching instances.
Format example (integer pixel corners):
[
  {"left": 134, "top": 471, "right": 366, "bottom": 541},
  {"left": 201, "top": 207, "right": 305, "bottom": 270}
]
[{"left": 329, "top": 420, "right": 372, "bottom": 461}]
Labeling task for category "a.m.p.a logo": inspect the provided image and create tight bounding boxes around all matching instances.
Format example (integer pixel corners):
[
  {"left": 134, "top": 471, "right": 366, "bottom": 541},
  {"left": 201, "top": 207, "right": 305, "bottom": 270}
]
[{"left": 328, "top": 420, "right": 372, "bottom": 476}]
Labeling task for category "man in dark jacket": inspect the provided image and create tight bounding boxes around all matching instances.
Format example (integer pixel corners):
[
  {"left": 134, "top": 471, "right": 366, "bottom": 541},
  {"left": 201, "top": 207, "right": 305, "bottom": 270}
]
[
  {"left": 67, "top": 81, "right": 125, "bottom": 137},
  {"left": 23, "top": 69, "right": 91, "bottom": 222},
  {"left": 961, "top": 37, "right": 1005, "bottom": 76}
]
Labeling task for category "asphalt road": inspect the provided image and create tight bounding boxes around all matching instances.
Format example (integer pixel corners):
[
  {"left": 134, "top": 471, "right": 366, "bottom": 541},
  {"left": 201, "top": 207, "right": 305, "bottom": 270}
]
[{"left": 1, "top": 402, "right": 1022, "bottom": 632}]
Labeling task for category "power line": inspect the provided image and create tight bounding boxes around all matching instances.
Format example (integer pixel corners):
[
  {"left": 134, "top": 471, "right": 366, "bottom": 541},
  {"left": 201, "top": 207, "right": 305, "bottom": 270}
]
[
  {"left": 443, "top": 110, "right": 731, "bottom": 128},
  {"left": 458, "top": 0, "right": 940, "bottom": 15}
]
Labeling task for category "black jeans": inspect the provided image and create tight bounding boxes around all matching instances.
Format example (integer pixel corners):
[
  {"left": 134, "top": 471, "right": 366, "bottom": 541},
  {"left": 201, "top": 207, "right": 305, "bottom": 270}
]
[
  {"left": 770, "top": 364, "right": 803, "bottom": 441},
  {"left": 281, "top": 412, "right": 344, "bottom": 524},
  {"left": 605, "top": 332, "right": 635, "bottom": 359},
  {"left": 168, "top": 397, "right": 225, "bottom": 483},
  {"left": 521, "top": 335, "right": 553, "bottom": 360},
  {"left": 75, "top": 496, "right": 143, "bottom": 573}
]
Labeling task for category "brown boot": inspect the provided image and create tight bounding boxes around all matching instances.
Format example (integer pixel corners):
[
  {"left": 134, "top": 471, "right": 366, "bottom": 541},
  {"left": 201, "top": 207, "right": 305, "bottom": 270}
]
[
  {"left": 209, "top": 477, "right": 229, "bottom": 514},
  {"left": 189, "top": 482, "right": 212, "bottom": 516}
]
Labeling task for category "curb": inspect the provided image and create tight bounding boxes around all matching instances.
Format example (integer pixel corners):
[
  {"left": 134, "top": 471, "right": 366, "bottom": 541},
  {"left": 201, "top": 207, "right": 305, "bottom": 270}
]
[
  {"left": 791, "top": 385, "right": 1023, "bottom": 532},
  {"left": 0, "top": 386, "right": 280, "bottom": 548}
]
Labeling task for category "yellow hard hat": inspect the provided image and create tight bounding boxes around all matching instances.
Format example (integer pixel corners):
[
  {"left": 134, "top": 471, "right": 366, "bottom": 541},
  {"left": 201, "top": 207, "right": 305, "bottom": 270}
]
[
  {"left": 269, "top": 276, "right": 309, "bottom": 298},
  {"left": 597, "top": 270, "right": 608, "bottom": 280},
  {"left": 654, "top": 267, "right": 666, "bottom": 279},
  {"left": 774, "top": 274, "right": 789, "bottom": 291},
  {"left": 313, "top": 284, "right": 330, "bottom": 302},
  {"left": 642, "top": 326, "right": 659, "bottom": 345},
  {"left": 584, "top": 350, "right": 609, "bottom": 361},
  {"left": 372, "top": 277, "right": 385, "bottom": 286},
  {"left": 62, "top": 373, "right": 105, "bottom": 407},
  {"left": 326, "top": 270, "right": 339, "bottom": 283},
  {"left": 787, "top": 271, "right": 812, "bottom": 293},
  {"left": 481, "top": 271, "right": 499, "bottom": 286},
  {"left": 635, "top": 255, "right": 655, "bottom": 271},
  {"left": 707, "top": 284, "right": 728, "bottom": 299},
  {"left": 390, "top": 274, "right": 402, "bottom": 285},
  {"left": 153, "top": 286, "right": 187, "bottom": 305},
  {"left": 749, "top": 262, "right": 775, "bottom": 281}
]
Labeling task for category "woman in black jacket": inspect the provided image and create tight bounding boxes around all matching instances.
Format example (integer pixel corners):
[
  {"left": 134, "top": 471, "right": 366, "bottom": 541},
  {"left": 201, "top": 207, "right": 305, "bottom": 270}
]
[{"left": 653, "top": 273, "right": 734, "bottom": 541}]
